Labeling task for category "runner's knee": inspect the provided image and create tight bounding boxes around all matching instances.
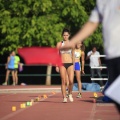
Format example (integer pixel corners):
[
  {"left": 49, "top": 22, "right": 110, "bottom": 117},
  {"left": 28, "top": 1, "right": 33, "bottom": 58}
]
[{"left": 61, "top": 78, "right": 66, "bottom": 85}]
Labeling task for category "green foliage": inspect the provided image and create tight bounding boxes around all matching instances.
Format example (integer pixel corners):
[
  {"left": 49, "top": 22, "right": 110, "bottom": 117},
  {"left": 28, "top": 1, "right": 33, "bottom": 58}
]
[{"left": 0, "top": 0, "right": 103, "bottom": 54}]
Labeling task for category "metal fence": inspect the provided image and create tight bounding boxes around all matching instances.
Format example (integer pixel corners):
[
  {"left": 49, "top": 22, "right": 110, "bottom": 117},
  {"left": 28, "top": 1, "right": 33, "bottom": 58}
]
[{"left": 0, "top": 64, "right": 108, "bottom": 85}]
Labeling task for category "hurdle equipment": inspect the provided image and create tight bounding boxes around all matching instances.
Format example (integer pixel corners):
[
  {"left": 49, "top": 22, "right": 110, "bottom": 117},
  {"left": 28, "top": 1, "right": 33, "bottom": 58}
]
[
  {"left": 20, "top": 104, "right": 24, "bottom": 108},
  {"left": 12, "top": 106, "right": 16, "bottom": 112},
  {"left": 93, "top": 92, "right": 98, "bottom": 98},
  {"left": 22, "top": 103, "right": 26, "bottom": 108},
  {"left": 93, "top": 92, "right": 98, "bottom": 103},
  {"left": 43, "top": 94, "right": 48, "bottom": 99},
  {"left": 35, "top": 97, "right": 40, "bottom": 102},
  {"left": 29, "top": 102, "right": 32, "bottom": 106},
  {"left": 31, "top": 99, "right": 34, "bottom": 103},
  {"left": 26, "top": 102, "right": 30, "bottom": 106}
]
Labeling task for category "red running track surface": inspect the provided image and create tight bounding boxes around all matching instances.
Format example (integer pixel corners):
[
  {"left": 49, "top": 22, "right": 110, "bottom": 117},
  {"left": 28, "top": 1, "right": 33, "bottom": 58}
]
[{"left": 0, "top": 88, "right": 119, "bottom": 120}]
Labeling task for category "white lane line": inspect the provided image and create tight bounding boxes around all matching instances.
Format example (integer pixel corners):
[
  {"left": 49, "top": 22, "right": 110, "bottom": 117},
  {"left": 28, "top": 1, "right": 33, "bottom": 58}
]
[
  {"left": 0, "top": 88, "right": 61, "bottom": 91},
  {"left": 89, "top": 103, "right": 96, "bottom": 120}
]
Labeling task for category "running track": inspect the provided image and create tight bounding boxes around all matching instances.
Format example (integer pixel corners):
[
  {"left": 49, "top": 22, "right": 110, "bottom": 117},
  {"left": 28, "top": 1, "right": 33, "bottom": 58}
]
[{"left": 0, "top": 86, "right": 119, "bottom": 120}]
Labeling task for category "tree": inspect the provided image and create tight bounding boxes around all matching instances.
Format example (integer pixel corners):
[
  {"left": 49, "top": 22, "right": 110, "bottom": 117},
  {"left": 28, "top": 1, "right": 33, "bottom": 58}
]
[
  {"left": 0, "top": 0, "right": 103, "bottom": 85},
  {"left": 0, "top": 0, "right": 103, "bottom": 54}
]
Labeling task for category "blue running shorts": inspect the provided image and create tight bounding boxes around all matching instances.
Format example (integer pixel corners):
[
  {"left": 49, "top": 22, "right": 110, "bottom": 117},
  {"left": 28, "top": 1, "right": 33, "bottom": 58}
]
[{"left": 74, "top": 62, "right": 81, "bottom": 71}]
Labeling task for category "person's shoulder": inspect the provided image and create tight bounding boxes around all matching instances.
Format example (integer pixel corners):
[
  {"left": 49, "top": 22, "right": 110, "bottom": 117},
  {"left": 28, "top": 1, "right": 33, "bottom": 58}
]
[
  {"left": 10, "top": 55, "right": 14, "bottom": 58},
  {"left": 81, "top": 49, "right": 84, "bottom": 53},
  {"left": 87, "top": 51, "right": 92, "bottom": 56},
  {"left": 15, "top": 55, "right": 19, "bottom": 58},
  {"left": 75, "top": 49, "right": 81, "bottom": 52},
  {"left": 56, "top": 41, "right": 63, "bottom": 47},
  {"left": 87, "top": 50, "right": 92, "bottom": 54},
  {"left": 96, "top": 51, "right": 100, "bottom": 54},
  {"left": 15, "top": 55, "right": 20, "bottom": 60},
  {"left": 81, "top": 50, "right": 85, "bottom": 55},
  {"left": 76, "top": 49, "right": 82, "bottom": 54},
  {"left": 7, "top": 56, "right": 10, "bottom": 59},
  {"left": 57, "top": 41, "right": 63, "bottom": 44}
]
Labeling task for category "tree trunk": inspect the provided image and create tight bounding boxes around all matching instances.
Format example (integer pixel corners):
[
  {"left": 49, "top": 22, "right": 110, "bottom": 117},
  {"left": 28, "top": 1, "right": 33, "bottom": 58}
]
[{"left": 46, "top": 65, "right": 52, "bottom": 85}]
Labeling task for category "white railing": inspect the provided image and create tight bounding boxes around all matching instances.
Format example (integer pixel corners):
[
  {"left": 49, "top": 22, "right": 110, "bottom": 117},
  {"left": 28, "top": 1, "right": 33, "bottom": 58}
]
[
  {"left": 91, "top": 78, "right": 108, "bottom": 81},
  {"left": 91, "top": 55, "right": 106, "bottom": 57},
  {"left": 91, "top": 66, "right": 107, "bottom": 69}
]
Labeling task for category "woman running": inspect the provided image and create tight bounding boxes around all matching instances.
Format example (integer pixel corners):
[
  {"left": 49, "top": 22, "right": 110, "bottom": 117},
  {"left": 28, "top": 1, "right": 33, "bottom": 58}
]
[
  {"left": 56, "top": 28, "right": 74, "bottom": 103},
  {"left": 74, "top": 42, "right": 85, "bottom": 98}
]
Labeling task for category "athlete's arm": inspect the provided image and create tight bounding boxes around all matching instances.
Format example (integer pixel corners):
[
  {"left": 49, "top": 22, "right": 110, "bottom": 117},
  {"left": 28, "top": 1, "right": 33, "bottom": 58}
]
[
  {"left": 5, "top": 56, "right": 10, "bottom": 69},
  {"left": 17, "top": 57, "right": 20, "bottom": 65},
  {"left": 72, "top": 49, "right": 75, "bottom": 64},
  {"left": 56, "top": 42, "right": 61, "bottom": 49},
  {"left": 56, "top": 42, "right": 61, "bottom": 72},
  {"left": 98, "top": 57, "right": 102, "bottom": 70},
  {"left": 98, "top": 51, "right": 102, "bottom": 69},
  {"left": 98, "top": 58, "right": 101, "bottom": 66},
  {"left": 81, "top": 51, "right": 85, "bottom": 74},
  {"left": 86, "top": 52, "right": 94, "bottom": 60}
]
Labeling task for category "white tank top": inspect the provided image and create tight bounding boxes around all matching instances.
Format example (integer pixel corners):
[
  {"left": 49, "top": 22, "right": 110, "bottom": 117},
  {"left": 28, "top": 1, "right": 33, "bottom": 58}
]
[
  {"left": 60, "top": 41, "right": 72, "bottom": 54},
  {"left": 74, "top": 50, "right": 81, "bottom": 59}
]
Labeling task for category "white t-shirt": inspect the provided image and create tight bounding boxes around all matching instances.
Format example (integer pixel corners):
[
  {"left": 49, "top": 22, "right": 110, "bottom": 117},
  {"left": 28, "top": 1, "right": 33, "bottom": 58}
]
[
  {"left": 87, "top": 51, "right": 100, "bottom": 67},
  {"left": 89, "top": 0, "right": 120, "bottom": 59}
]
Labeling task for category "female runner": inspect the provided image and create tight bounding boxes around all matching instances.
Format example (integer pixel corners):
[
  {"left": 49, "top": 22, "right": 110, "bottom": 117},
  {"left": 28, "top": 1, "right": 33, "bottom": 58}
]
[
  {"left": 74, "top": 42, "right": 85, "bottom": 98},
  {"left": 56, "top": 28, "right": 74, "bottom": 103}
]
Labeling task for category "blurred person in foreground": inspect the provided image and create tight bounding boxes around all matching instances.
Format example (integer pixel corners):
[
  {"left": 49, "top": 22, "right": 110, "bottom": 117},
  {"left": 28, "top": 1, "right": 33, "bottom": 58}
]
[{"left": 60, "top": 0, "right": 120, "bottom": 111}]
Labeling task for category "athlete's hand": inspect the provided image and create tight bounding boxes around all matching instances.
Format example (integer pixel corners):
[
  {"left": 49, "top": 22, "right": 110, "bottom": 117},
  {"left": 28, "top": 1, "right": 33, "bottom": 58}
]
[
  {"left": 56, "top": 66, "right": 59, "bottom": 73},
  {"left": 82, "top": 70, "right": 85, "bottom": 75},
  {"left": 100, "top": 67, "right": 102, "bottom": 71},
  {"left": 5, "top": 64, "right": 7, "bottom": 69},
  {"left": 99, "top": 65, "right": 102, "bottom": 70}
]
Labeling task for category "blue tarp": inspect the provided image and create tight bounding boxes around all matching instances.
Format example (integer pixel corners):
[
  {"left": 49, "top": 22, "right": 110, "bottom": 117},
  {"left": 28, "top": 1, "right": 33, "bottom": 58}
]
[{"left": 73, "top": 82, "right": 101, "bottom": 92}]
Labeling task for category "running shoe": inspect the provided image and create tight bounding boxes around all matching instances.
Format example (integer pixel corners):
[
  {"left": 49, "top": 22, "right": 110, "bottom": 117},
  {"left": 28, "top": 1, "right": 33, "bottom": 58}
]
[
  {"left": 15, "top": 82, "right": 18, "bottom": 85},
  {"left": 66, "top": 93, "right": 69, "bottom": 98},
  {"left": 2, "top": 82, "right": 7, "bottom": 85},
  {"left": 76, "top": 93, "right": 82, "bottom": 98},
  {"left": 12, "top": 82, "right": 16, "bottom": 86},
  {"left": 63, "top": 98, "right": 67, "bottom": 103},
  {"left": 69, "top": 94, "right": 74, "bottom": 102}
]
